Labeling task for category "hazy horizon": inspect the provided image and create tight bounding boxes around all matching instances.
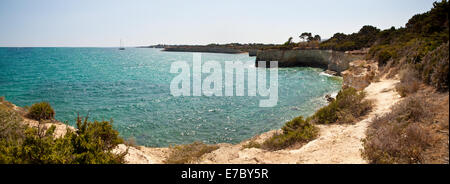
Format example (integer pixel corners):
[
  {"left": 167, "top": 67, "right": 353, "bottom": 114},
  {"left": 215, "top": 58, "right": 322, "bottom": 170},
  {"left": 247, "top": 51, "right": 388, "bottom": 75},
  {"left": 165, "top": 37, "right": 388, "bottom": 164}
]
[{"left": 0, "top": 0, "right": 437, "bottom": 47}]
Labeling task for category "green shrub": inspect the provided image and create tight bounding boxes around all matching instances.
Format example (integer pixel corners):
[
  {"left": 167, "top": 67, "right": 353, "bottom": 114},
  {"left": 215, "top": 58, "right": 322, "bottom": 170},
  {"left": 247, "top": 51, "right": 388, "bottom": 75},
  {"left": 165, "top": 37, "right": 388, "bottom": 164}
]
[
  {"left": 312, "top": 100, "right": 339, "bottom": 124},
  {"left": 320, "top": 25, "right": 380, "bottom": 51},
  {"left": 0, "top": 114, "right": 126, "bottom": 164},
  {"left": 165, "top": 142, "right": 219, "bottom": 164},
  {"left": 0, "top": 102, "right": 26, "bottom": 163},
  {"left": 75, "top": 116, "right": 123, "bottom": 150},
  {"left": 312, "top": 87, "right": 372, "bottom": 124},
  {"left": 27, "top": 102, "right": 55, "bottom": 121},
  {"left": 242, "top": 141, "right": 261, "bottom": 149},
  {"left": 262, "top": 116, "right": 318, "bottom": 150},
  {"left": 0, "top": 102, "right": 25, "bottom": 142},
  {"left": 376, "top": 49, "right": 393, "bottom": 65}
]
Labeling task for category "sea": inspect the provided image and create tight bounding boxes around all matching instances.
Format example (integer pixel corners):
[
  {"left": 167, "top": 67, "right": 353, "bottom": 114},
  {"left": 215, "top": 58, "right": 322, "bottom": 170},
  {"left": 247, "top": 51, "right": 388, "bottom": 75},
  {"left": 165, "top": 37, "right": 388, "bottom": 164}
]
[{"left": 0, "top": 47, "right": 342, "bottom": 147}]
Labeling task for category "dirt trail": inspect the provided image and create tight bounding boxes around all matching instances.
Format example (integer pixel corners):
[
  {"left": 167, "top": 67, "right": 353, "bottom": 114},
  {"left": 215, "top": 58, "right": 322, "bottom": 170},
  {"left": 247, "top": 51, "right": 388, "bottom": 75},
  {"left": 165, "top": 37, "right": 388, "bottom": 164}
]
[{"left": 123, "top": 77, "right": 402, "bottom": 164}]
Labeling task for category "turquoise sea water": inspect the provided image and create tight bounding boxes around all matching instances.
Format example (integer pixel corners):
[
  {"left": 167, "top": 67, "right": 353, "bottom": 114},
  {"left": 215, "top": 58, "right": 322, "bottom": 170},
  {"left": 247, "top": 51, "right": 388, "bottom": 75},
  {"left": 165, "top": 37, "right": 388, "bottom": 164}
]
[{"left": 0, "top": 48, "right": 341, "bottom": 147}]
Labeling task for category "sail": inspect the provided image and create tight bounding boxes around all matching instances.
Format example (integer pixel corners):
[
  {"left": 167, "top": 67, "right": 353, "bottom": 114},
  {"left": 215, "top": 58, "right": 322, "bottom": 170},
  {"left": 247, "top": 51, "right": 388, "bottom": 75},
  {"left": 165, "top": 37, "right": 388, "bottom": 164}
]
[{"left": 119, "top": 39, "right": 125, "bottom": 50}]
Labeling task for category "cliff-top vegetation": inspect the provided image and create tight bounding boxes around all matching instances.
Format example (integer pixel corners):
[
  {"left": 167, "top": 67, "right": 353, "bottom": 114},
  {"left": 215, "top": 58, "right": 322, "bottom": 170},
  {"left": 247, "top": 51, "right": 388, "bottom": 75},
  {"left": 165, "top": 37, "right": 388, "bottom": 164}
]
[{"left": 362, "top": 0, "right": 449, "bottom": 164}]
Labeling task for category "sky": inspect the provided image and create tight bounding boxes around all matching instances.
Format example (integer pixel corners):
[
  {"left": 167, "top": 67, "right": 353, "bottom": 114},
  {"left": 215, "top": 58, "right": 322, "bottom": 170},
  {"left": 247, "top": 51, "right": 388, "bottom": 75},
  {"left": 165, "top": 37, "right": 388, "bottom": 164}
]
[{"left": 0, "top": 0, "right": 438, "bottom": 47}]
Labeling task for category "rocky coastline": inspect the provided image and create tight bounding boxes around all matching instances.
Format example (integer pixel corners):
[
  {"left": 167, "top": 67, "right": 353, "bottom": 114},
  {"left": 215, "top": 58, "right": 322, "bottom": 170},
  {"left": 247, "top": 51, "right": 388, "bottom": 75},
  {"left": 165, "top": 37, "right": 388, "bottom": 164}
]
[{"left": 163, "top": 45, "right": 363, "bottom": 76}]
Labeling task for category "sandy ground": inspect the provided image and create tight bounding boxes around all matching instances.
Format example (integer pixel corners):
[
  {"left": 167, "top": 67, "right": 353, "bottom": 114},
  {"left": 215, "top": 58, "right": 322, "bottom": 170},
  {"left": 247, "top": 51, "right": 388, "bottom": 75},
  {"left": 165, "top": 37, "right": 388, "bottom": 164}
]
[{"left": 118, "top": 77, "right": 401, "bottom": 164}]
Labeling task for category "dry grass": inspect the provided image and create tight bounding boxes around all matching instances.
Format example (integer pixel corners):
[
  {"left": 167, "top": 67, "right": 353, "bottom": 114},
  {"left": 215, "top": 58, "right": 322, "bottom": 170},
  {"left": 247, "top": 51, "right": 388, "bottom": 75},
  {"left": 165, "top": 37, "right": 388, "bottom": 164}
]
[
  {"left": 164, "top": 142, "right": 219, "bottom": 164},
  {"left": 0, "top": 97, "right": 15, "bottom": 110},
  {"left": 242, "top": 140, "right": 262, "bottom": 149},
  {"left": 362, "top": 90, "right": 449, "bottom": 164},
  {"left": 395, "top": 66, "right": 421, "bottom": 97}
]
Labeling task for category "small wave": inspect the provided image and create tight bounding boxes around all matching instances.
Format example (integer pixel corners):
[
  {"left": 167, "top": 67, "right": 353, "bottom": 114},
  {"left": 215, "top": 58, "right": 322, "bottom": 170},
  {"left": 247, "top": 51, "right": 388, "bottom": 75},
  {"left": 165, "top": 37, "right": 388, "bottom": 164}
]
[
  {"left": 330, "top": 92, "right": 338, "bottom": 98},
  {"left": 319, "top": 72, "right": 334, "bottom": 77}
]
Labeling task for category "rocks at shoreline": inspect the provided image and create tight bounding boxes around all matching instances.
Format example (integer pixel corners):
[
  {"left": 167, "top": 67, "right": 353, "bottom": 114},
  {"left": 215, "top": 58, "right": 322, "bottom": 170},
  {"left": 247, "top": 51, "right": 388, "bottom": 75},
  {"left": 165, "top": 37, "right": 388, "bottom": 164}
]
[{"left": 341, "top": 60, "right": 378, "bottom": 90}]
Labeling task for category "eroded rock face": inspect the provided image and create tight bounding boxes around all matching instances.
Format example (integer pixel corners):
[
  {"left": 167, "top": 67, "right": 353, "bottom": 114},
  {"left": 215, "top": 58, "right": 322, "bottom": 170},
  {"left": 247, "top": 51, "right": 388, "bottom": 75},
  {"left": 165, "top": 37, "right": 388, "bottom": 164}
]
[
  {"left": 255, "top": 49, "right": 361, "bottom": 75},
  {"left": 256, "top": 49, "right": 330, "bottom": 68},
  {"left": 341, "top": 60, "right": 378, "bottom": 90},
  {"left": 248, "top": 49, "right": 258, "bottom": 57},
  {"left": 327, "top": 51, "right": 355, "bottom": 75},
  {"left": 164, "top": 46, "right": 244, "bottom": 54}
]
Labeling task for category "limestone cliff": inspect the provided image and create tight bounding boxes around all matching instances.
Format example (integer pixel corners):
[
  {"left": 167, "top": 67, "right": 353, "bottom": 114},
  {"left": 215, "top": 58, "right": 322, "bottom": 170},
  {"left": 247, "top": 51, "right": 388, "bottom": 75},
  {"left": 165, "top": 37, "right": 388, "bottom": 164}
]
[
  {"left": 248, "top": 49, "right": 258, "bottom": 57},
  {"left": 255, "top": 49, "right": 362, "bottom": 75}
]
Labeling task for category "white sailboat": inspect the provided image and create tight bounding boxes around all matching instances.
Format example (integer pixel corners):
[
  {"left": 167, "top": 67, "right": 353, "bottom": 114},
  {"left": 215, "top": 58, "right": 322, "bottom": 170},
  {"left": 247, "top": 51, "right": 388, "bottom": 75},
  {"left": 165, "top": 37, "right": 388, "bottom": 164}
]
[{"left": 119, "top": 39, "right": 125, "bottom": 50}]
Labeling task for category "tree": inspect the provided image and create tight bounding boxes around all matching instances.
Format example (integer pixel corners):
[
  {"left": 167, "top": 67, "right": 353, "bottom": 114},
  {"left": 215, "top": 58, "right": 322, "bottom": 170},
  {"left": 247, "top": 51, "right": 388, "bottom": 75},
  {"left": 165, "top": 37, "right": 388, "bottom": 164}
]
[
  {"left": 358, "top": 25, "right": 380, "bottom": 35},
  {"left": 284, "top": 37, "right": 293, "bottom": 45},
  {"left": 299, "top": 32, "right": 312, "bottom": 42},
  {"left": 313, "top": 35, "right": 321, "bottom": 42}
]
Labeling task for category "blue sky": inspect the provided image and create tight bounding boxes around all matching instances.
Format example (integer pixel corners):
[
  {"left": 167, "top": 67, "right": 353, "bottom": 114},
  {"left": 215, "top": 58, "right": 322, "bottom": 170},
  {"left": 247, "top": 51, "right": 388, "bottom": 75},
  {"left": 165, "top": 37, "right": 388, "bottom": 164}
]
[{"left": 0, "top": 0, "right": 437, "bottom": 47}]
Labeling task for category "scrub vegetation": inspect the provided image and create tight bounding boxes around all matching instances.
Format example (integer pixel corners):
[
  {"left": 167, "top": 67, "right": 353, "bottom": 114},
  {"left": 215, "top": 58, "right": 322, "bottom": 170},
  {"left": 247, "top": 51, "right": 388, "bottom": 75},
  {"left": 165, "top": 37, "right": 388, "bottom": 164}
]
[
  {"left": 0, "top": 99, "right": 126, "bottom": 164},
  {"left": 165, "top": 142, "right": 219, "bottom": 164},
  {"left": 362, "top": 0, "right": 449, "bottom": 164},
  {"left": 362, "top": 91, "right": 449, "bottom": 164}
]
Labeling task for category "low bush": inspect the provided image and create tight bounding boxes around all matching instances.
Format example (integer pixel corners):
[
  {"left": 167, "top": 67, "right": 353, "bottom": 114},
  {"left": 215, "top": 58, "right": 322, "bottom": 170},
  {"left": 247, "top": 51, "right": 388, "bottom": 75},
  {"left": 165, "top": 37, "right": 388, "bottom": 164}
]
[
  {"left": 242, "top": 141, "right": 261, "bottom": 149},
  {"left": 262, "top": 116, "right": 318, "bottom": 150},
  {"left": 376, "top": 49, "right": 394, "bottom": 65},
  {"left": 0, "top": 102, "right": 25, "bottom": 145},
  {"left": 396, "top": 66, "right": 421, "bottom": 97},
  {"left": 75, "top": 116, "right": 123, "bottom": 150},
  {"left": 27, "top": 102, "right": 55, "bottom": 121},
  {"left": 0, "top": 113, "right": 126, "bottom": 164},
  {"left": 362, "top": 97, "right": 438, "bottom": 164},
  {"left": 312, "top": 87, "right": 372, "bottom": 124},
  {"left": 165, "top": 142, "right": 219, "bottom": 164},
  {"left": 420, "top": 42, "right": 449, "bottom": 91}
]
